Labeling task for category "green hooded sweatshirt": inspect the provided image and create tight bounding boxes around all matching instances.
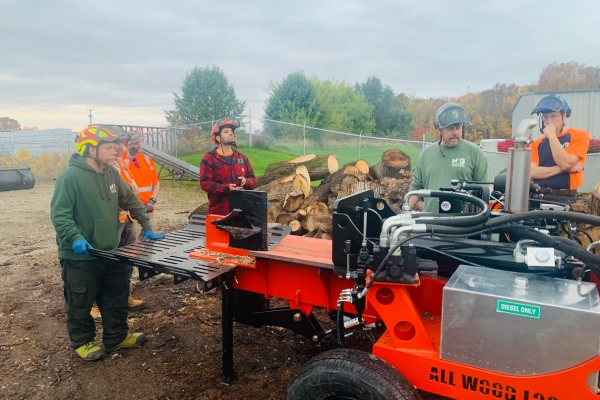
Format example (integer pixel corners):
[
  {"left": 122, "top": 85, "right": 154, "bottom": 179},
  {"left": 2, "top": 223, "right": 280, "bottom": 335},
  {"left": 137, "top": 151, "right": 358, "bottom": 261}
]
[{"left": 51, "top": 153, "right": 152, "bottom": 260}]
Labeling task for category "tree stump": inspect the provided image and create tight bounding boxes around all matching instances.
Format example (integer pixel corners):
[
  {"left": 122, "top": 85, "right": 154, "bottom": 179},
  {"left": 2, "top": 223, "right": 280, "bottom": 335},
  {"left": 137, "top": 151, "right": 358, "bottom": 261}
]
[{"left": 370, "top": 149, "right": 411, "bottom": 180}]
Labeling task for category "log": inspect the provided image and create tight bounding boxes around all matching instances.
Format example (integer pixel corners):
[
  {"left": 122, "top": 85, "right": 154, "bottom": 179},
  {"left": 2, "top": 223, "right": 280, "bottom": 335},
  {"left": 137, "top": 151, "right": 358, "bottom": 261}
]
[
  {"left": 337, "top": 180, "right": 384, "bottom": 200},
  {"left": 259, "top": 154, "right": 338, "bottom": 185},
  {"left": 343, "top": 159, "right": 369, "bottom": 175},
  {"left": 591, "top": 183, "right": 600, "bottom": 217},
  {"left": 370, "top": 149, "right": 412, "bottom": 180},
  {"left": 306, "top": 202, "right": 329, "bottom": 215},
  {"left": 293, "top": 174, "right": 312, "bottom": 198},
  {"left": 267, "top": 202, "right": 283, "bottom": 223},
  {"left": 306, "top": 214, "right": 332, "bottom": 234},
  {"left": 304, "top": 228, "right": 331, "bottom": 240},
  {"left": 288, "top": 220, "right": 306, "bottom": 236},
  {"left": 256, "top": 175, "right": 297, "bottom": 202},
  {"left": 295, "top": 165, "right": 311, "bottom": 187},
  {"left": 282, "top": 189, "right": 305, "bottom": 212},
  {"left": 257, "top": 173, "right": 311, "bottom": 203},
  {"left": 300, "top": 182, "right": 331, "bottom": 209},
  {"left": 328, "top": 169, "right": 347, "bottom": 197},
  {"left": 276, "top": 211, "right": 306, "bottom": 225}
]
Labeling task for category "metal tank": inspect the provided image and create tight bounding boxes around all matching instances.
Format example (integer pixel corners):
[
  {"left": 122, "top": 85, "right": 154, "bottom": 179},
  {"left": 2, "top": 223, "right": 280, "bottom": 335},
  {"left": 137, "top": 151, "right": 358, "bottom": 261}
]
[
  {"left": 0, "top": 167, "right": 36, "bottom": 192},
  {"left": 440, "top": 265, "right": 600, "bottom": 376}
]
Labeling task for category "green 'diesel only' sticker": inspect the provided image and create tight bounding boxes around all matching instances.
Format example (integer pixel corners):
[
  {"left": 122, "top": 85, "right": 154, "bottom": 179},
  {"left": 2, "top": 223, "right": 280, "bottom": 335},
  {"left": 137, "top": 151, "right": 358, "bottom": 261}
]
[{"left": 496, "top": 300, "right": 540, "bottom": 319}]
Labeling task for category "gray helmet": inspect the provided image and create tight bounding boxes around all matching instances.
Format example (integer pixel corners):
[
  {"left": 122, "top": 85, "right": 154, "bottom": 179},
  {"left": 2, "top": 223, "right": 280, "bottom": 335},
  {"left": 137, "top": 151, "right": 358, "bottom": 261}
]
[
  {"left": 128, "top": 131, "right": 142, "bottom": 144},
  {"left": 434, "top": 103, "right": 471, "bottom": 129}
]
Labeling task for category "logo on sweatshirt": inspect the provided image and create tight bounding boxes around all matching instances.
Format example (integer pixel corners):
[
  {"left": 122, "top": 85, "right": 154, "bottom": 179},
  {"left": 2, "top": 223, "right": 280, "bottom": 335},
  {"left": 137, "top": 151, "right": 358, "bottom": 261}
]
[
  {"left": 110, "top": 183, "right": 117, "bottom": 194},
  {"left": 452, "top": 158, "right": 466, "bottom": 167}
]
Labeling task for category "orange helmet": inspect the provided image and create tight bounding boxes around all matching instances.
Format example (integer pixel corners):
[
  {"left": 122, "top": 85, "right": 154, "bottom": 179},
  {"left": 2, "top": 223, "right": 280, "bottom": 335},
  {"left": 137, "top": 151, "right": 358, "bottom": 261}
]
[
  {"left": 76, "top": 125, "right": 124, "bottom": 156},
  {"left": 211, "top": 119, "right": 239, "bottom": 144}
]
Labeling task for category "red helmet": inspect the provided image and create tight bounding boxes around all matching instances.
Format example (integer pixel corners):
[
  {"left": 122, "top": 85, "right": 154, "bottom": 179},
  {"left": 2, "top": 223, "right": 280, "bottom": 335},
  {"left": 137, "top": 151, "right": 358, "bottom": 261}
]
[
  {"left": 211, "top": 119, "right": 239, "bottom": 144},
  {"left": 76, "top": 125, "right": 123, "bottom": 155}
]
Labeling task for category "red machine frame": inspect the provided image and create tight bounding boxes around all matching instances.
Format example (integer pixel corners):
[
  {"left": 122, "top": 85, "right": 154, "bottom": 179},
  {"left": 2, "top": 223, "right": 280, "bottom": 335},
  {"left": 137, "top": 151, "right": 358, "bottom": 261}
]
[{"left": 200, "top": 214, "right": 600, "bottom": 399}]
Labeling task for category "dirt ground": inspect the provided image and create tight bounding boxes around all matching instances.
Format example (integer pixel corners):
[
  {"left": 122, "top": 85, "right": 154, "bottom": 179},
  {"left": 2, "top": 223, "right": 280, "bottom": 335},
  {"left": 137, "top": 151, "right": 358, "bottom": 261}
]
[{"left": 0, "top": 181, "right": 446, "bottom": 400}]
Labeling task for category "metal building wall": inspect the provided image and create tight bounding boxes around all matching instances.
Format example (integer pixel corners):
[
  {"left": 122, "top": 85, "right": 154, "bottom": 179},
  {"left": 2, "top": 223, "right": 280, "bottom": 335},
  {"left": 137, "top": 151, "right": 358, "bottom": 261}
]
[{"left": 512, "top": 88, "right": 600, "bottom": 140}]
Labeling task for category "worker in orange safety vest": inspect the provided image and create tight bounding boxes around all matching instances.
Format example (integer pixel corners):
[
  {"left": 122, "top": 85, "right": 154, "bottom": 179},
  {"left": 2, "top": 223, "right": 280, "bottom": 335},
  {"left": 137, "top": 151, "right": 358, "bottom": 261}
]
[{"left": 120, "top": 131, "right": 161, "bottom": 242}]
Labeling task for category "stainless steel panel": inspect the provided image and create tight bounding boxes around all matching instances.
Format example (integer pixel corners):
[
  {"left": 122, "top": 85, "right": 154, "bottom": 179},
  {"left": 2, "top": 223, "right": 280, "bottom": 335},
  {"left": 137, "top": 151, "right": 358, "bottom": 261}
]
[{"left": 441, "top": 265, "right": 600, "bottom": 375}]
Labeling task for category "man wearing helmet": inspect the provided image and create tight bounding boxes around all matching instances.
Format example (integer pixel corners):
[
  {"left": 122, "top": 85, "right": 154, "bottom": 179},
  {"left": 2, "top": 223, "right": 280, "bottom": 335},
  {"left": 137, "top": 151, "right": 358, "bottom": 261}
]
[
  {"left": 530, "top": 94, "right": 590, "bottom": 205},
  {"left": 408, "top": 103, "right": 489, "bottom": 213},
  {"left": 121, "top": 131, "right": 161, "bottom": 242},
  {"left": 200, "top": 119, "right": 258, "bottom": 215},
  {"left": 51, "top": 125, "right": 165, "bottom": 361}
]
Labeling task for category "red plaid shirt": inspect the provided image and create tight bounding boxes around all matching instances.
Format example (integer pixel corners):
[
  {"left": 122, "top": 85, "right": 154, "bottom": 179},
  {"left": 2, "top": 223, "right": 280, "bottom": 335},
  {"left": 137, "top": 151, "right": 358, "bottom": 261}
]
[{"left": 199, "top": 149, "right": 257, "bottom": 215}]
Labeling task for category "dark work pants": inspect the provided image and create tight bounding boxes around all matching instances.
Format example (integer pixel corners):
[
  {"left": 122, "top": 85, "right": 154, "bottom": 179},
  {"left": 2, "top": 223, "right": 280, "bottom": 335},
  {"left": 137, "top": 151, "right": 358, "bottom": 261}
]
[{"left": 60, "top": 258, "right": 129, "bottom": 349}]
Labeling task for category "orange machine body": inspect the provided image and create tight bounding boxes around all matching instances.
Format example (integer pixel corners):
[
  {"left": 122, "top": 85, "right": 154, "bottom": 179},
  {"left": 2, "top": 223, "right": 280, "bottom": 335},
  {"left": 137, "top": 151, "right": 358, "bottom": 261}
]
[{"left": 195, "top": 215, "right": 600, "bottom": 399}]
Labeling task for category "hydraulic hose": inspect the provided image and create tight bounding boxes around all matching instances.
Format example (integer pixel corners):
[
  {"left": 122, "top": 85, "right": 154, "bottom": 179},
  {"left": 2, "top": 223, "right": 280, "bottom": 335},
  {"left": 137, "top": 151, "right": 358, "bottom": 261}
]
[
  {"left": 406, "top": 190, "right": 490, "bottom": 227},
  {"left": 357, "top": 233, "right": 432, "bottom": 299},
  {"left": 488, "top": 210, "right": 600, "bottom": 228},
  {"left": 499, "top": 226, "right": 600, "bottom": 277}
]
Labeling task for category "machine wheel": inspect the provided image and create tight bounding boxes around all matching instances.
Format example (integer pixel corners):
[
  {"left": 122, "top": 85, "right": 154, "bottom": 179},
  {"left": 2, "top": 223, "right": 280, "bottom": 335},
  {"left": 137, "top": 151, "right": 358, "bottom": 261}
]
[{"left": 285, "top": 349, "right": 421, "bottom": 400}]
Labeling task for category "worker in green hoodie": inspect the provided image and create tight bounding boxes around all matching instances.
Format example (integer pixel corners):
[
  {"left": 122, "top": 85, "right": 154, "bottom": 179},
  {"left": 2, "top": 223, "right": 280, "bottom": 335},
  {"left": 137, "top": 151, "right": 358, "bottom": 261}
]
[{"left": 51, "top": 125, "right": 165, "bottom": 361}]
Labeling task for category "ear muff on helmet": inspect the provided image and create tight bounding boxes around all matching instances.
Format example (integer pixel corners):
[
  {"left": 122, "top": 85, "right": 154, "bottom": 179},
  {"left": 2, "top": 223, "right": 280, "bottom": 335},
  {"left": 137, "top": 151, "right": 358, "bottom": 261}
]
[{"left": 531, "top": 94, "right": 571, "bottom": 117}]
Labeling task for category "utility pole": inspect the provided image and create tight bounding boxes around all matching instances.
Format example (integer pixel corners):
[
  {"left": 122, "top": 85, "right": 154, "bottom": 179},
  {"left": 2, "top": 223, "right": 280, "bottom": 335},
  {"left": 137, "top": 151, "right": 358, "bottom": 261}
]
[
  {"left": 88, "top": 109, "right": 94, "bottom": 125},
  {"left": 249, "top": 108, "right": 252, "bottom": 147}
]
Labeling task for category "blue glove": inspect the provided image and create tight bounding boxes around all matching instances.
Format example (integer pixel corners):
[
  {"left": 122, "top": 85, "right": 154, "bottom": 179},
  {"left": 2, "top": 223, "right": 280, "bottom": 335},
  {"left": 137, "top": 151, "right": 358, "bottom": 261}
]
[
  {"left": 142, "top": 229, "right": 165, "bottom": 242},
  {"left": 72, "top": 238, "right": 93, "bottom": 256}
]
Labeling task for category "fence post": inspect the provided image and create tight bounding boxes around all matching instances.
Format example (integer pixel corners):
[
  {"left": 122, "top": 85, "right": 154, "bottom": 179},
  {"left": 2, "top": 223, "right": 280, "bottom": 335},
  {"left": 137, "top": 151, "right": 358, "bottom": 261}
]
[
  {"left": 249, "top": 108, "right": 252, "bottom": 148},
  {"left": 359, "top": 130, "right": 362, "bottom": 159},
  {"left": 303, "top": 122, "right": 306, "bottom": 156}
]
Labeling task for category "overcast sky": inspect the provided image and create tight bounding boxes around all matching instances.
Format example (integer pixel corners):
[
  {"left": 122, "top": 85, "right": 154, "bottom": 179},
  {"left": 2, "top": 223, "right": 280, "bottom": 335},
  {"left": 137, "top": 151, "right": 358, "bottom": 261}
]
[{"left": 1, "top": 0, "right": 599, "bottom": 130}]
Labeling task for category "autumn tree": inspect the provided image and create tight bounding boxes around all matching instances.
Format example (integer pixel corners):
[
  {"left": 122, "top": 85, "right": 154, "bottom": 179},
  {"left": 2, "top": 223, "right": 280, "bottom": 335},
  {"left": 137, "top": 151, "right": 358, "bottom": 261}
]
[
  {"left": 0, "top": 117, "right": 21, "bottom": 130},
  {"left": 538, "top": 61, "right": 600, "bottom": 90}
]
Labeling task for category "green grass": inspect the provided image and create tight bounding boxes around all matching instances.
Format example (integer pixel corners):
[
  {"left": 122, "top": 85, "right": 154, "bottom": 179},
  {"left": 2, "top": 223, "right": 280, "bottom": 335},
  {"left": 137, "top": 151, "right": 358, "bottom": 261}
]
[{"left": 179, "top": 147, "right": 297, "bottom": 176}]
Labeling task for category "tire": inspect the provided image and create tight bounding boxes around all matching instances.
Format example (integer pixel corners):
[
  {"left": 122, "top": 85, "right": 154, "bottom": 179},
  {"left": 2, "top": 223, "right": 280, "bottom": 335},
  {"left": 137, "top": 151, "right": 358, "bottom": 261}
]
[{"left": 285, "top": 349, "right": 421, "bottom": 400}]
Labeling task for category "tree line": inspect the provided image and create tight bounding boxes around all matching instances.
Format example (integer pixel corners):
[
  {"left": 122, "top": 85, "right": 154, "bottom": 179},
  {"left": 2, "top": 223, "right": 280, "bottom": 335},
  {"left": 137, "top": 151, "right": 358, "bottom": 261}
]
[{"left": 166, "top": 61, "right": 600, "bottom": 145}]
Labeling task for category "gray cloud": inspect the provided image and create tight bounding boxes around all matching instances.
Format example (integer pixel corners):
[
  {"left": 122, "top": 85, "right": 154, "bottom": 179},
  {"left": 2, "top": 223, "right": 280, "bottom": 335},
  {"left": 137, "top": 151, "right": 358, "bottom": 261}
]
[{"left": 1, "top": 0, "right": 599, "bottom": 127}]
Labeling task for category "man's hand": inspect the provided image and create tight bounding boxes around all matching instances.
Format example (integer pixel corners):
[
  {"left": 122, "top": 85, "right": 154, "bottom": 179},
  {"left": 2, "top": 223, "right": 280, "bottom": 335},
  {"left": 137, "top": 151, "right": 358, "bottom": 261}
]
[
  {"left": 229, "top": 184, "right": 243, "bottom": 191},
  {"left": 72, "top": 238, "right": 93, "bottom": 256},
  {"left": 142, "top": 229, "right": 165, "bottom": 242},
  {"left": 145, "top": 198, "right": 156, "bottom": 213},
  {"left": 238, "top": 176, "right": 246, "bottom": 187},
  {"left": 542, "top": 123, "right": 557, "bottom": 138},
  {"left": 569, "top": 162, "right": 585, "bottom": 173}
]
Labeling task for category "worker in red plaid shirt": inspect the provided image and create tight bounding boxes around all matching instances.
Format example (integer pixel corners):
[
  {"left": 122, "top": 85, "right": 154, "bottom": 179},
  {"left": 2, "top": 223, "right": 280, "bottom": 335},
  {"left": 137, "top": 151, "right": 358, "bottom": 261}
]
[{"left": 199, "top": 119, "right": 257, "bottom": 215}]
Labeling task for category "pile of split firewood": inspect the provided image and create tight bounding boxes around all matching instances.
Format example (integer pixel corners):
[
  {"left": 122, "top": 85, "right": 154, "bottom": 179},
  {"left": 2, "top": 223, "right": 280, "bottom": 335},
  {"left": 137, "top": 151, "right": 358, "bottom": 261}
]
[{"left": 190, "top": 150, "right": 414, "bottom": 241}]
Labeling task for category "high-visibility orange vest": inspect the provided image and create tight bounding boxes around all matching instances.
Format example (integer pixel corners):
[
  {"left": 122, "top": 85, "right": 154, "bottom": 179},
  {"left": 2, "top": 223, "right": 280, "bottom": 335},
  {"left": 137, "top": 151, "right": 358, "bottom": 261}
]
[
  {"left": 114, "top": 159, "right": 138, "bottom": 223},
  {"left": 121, "top": 151, "right": 158, "bottom": 205}
]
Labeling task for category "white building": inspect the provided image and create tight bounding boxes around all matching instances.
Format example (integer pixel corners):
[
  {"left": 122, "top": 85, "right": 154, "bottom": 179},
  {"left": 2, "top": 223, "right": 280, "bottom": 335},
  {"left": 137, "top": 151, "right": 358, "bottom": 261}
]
[{"left": 0, "top": 128, "right": 76, "bottom": 156}]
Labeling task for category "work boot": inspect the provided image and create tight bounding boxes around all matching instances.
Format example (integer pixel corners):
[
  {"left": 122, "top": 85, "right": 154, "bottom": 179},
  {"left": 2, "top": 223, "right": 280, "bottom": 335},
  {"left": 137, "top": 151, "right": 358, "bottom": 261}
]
[
  {"left": 90, "top": 304, "right": 102, "bottom": 322},
  {"left": 127, "top": 296, "right": 146, "bottom": 311},
  {"left": 74, "top": 342, "right": 105, "bottom": 361},
  {"left": 105, "top": 332, "right": 147, "bottom": 353}
]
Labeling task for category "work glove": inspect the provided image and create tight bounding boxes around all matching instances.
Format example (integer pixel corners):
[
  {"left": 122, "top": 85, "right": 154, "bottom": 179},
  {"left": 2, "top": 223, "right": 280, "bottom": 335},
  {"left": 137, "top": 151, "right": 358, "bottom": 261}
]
[
  {"left": 142, "top": 229, "right": 165, "bottom": 242},
  {"left": 145, "top": 198, "right": 156, "bottom": 213},
  {"left": 72, "top": 238, "right": 93, "bottom": 256}
]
